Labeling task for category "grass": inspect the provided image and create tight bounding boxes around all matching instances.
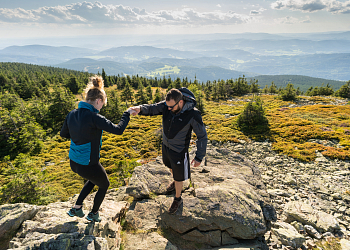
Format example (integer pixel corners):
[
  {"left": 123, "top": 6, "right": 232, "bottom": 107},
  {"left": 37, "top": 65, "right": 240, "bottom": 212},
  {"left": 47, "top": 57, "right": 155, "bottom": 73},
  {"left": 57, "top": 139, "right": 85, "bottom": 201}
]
[
  {"left": 314, "top": 237, "right": 341, "bottom": 250},
  {"left": 146, "top": 65, "right": 180, "bottom": 77}
]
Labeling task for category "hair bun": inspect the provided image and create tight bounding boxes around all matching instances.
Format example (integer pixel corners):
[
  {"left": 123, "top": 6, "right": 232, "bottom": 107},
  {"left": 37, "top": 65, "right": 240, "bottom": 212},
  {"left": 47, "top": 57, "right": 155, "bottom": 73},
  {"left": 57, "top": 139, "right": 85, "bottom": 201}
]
[{"left": 91, "top": 76, "right": 104, "bottom": 89}]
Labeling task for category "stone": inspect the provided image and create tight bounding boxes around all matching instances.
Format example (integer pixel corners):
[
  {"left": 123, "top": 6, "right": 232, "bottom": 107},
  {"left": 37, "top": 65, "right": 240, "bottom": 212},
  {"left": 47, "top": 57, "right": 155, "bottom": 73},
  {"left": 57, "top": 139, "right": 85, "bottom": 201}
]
[
  {"left": 125, "top": 145, "right": 275, "bottom": 247},
  {"left": 7, "top": 190, "right": 129, "bottom": 250},
  {"left": 290, "top": 221, "right": 304, "bottom": 234},
  {"left": 304, "top": 225, "right": 322, "bottom": 239},
  {"left": 340, "top": 239, "right": 350, "bottom": 250},
  {"left": 221, "top": 231, "right": 239, "bottom": 245},
  {"left": 125, "top": 199, "right": 160, "bottom": 231},
  {"left": 271, "top": 227, "right": 306, "bottom": 248},
  {"left": 283, "top": 201, "right": 340, "bottom": 233},
  {"left": 126, "top": 157, "right": 190, "bottom": 199},
  {"left": 123, "top": 232, "right": 178, "bottom": 250},
  {"left": 268, "top": 189, "right": 292, "bottom": 197},
  {"left": 0, "top": 203, "right": 40, "bottom": 250}
]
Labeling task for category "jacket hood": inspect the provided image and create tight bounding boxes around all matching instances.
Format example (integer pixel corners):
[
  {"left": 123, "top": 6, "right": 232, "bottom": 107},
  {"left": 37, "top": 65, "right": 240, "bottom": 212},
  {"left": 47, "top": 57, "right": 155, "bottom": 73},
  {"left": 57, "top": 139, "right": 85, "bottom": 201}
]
[
  {"left": 78, "top": 101, "right": 99, "bottom": 113},
  {"left": 179, "top": 87, "right": 196, "bottom": 113}
]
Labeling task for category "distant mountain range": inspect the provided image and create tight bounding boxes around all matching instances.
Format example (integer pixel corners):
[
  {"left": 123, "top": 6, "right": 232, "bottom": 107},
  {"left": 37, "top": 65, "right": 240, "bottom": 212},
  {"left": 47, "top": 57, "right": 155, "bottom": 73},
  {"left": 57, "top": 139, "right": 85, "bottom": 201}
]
[{"left": 0, "top": 32, "right": 349, "bottom": 88}]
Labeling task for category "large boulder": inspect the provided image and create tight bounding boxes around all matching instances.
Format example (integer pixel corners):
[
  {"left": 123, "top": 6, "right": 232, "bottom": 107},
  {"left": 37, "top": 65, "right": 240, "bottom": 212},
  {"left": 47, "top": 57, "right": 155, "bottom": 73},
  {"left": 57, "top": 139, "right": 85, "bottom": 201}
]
[
  {"left": 7, "top": 189, "right": 129, "bottom": 250},
  {"left": 125, "top": 145, "right": 276, "bottom": 248},
  {"left": 0, "top": 203, "right": 39, "bottom": 250}
]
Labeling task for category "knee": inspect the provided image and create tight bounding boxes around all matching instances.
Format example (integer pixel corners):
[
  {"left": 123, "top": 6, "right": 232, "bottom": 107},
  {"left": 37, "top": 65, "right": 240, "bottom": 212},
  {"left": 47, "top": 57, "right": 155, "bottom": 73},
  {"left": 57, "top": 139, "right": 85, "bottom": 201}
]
[{"left": 101, "top": 179, "right": 110, "bottom": 190}]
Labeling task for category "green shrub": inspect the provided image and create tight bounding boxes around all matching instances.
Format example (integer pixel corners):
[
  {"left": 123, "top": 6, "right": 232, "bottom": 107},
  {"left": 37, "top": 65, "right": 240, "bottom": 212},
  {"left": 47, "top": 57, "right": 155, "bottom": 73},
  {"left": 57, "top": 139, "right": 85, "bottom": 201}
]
[
  {"left": 279, "top": 83, "right": 297, "bottom": 101},
  {"left": 237, "top": 96, "right": 269, "bottom": 134}
]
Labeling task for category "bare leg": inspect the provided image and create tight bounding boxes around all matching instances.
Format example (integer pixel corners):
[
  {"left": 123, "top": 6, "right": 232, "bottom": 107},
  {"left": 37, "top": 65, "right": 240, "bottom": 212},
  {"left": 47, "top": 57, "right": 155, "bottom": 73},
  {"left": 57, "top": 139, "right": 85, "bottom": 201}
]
[{"left": 175, "top": 181, "right": 183, "bottom": 198}]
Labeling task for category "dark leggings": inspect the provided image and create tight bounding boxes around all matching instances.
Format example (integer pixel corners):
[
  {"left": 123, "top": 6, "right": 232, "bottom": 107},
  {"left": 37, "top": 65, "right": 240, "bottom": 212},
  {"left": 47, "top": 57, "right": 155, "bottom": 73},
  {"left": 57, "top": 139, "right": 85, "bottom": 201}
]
[{"left": 70, "top": 160, "right": 110, "bottom": 213}]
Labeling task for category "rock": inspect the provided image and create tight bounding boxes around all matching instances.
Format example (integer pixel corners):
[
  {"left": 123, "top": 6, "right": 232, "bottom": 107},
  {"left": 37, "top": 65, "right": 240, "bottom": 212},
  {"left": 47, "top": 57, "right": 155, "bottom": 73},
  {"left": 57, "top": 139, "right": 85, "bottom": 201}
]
[
  {"left": 0, "top": 203, "right": 39, "bottom": 250},
  {"left": 290, "top": 221, "right": 304, "bottom": 234},
  {"left": 268, "top": 189, "right": 292, "bottom": 197},
  {"left": 304, "top": 225, "right": 322, "bottom": 239},
  {"left": 340, "top": 238, "right": 350, "bottom": 250},
  {"left": 126, "top": 157, "right": 190, "bottom": 199},
  {"left": 125, "top": 145, "right": 275, "bottom": 248},
  {"left": 271, "top": 227, "right": 306, "bottom": 248},
  {"left": 332, "top": 193, "right": 342, "bottom": 200},
  {"left": 125, "top": 199, "right": 160, "bottom": 231},
  {"left": 8, "top": 190, "right": 129, "bottom": 250},
  {"left": 283, "top": 201, "right": 340, "bottom": 233},
  {"left": 123, "top": 232, "right": 178, "bottom": 250}
]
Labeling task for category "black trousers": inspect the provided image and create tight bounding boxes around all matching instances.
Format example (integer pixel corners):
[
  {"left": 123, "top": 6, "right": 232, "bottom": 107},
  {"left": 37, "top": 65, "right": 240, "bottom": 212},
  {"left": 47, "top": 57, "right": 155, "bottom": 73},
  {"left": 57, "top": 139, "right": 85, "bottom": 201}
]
[{"left": 70, "top": 160, "right": 110, "bottom": 213}]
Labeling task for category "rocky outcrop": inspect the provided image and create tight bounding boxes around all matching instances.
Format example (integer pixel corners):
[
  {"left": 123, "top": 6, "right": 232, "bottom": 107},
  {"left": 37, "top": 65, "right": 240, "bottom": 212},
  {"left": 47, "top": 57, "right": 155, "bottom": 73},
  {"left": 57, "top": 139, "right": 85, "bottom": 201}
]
[
  {"left": 125, "top": 145, "right": 276, "bottom": 249},
  {"left": 5, "top": 189, "right": 129, "bottom": 250},
  {"left": 2, "top": 136, "right": 350, "bottom": 249},
  {"left": 0, "top": 204, "right": 39, "bottom": 250}
]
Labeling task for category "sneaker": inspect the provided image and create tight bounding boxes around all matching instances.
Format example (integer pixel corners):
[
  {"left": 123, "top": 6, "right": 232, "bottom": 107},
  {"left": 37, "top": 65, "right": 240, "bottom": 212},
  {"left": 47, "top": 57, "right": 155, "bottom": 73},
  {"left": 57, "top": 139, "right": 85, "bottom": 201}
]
[
  {"left": 86, "top": 211, "right": 102, "bottom": 222},
  {"left": 168, "top": 197, "right": 183, "bottom": 214},
  {"left": 166, "top": 181, "right": 175, "bottom": 193},
  {"left": 67, "top": 207, "right": 85, "bottom": 218}
]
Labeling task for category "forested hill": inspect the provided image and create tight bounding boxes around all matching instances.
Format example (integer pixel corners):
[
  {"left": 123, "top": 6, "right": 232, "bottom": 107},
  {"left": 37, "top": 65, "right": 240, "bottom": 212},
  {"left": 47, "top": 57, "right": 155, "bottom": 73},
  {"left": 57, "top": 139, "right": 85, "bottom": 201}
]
[{"left": 250, "top": 75, "right": 345, "bottom": 92}]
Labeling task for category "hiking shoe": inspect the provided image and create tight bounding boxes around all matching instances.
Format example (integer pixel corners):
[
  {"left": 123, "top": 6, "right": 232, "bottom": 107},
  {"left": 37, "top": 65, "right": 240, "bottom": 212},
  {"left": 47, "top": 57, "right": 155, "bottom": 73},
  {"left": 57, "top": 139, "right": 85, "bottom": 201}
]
[
  {"left": 168, "top": 197, "right": 183, "bottom": 214},
  {"left": 86, "top": 211, "right": 102, "bottom": 222},
  {"left": 166, "top": 181, "right": 175, "bottom": 193},
  {"left": 67, "top": 207, "right": 85, "bottom": 218}
]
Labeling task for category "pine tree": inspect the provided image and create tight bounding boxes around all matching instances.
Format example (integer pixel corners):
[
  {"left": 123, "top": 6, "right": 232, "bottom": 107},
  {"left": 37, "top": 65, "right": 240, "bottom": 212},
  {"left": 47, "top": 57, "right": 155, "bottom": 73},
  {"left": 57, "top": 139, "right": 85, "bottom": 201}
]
[
  {"left": 121, "top": 81, "right": 134, "bottom": 105},
  {"left": 48, "top": 85, "right": 76, "bottom": 132},
  {"left": 237, "top": 96, "right": 268, "bottom": 134},
  {"left": 335, "top": 81, "right": 350, "bottom": 98},
  {"left": 99, "top": 90, "right": 122, "bottom": 123},
  {"left": 135, "top": 80, "right": 148, "bottom": 104},
  {"left": 66, "top": 75, "right": 80, "bottom": 94},
  {"left": 146, "top": 84, "right": 153, "bottom": 102},
  {"left": 279, "top": 83, "right": 297, "bottom": 101},
  {"left": 153, "top": 88, "right": 162, "bottom": 103}
]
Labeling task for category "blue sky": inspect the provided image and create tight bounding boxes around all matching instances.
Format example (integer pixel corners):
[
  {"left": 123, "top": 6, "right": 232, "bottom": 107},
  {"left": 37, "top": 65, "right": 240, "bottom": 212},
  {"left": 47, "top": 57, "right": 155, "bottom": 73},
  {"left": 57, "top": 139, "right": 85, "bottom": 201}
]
[{"left": 0, "top": 0, "right": 349, "bottom": 39}]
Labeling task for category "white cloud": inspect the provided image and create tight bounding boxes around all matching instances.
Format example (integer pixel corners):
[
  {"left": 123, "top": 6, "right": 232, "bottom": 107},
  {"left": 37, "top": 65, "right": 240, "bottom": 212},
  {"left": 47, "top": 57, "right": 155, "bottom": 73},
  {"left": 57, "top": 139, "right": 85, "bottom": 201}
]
[
  {"left": 271, "top": 0, "right": 350, "bottom": 14},
  {"left": 0, "top": 2, "right": 253, "bottom": 26},
  {"left": 250, "top": 8, "right": 267, "bottom": 15},
  {"left": 216, "top": 4, "right": 222, "bottom": 8}
]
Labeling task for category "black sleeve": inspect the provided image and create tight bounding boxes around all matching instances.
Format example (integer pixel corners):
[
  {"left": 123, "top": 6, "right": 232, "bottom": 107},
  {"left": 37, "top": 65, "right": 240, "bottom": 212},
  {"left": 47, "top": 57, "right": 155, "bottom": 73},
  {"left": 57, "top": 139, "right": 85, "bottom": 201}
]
[
  {"left": 139, "top": 101, "right": 166, "bottom": 116},
  {"left": 60, "top": 115, "right": 70, "bottom": 139},
  {"left": 93, "top": 111, "right": 130, "bottom": 135},
  {"left": 191, "top": 111, "right": 208, "bottom": 162}
]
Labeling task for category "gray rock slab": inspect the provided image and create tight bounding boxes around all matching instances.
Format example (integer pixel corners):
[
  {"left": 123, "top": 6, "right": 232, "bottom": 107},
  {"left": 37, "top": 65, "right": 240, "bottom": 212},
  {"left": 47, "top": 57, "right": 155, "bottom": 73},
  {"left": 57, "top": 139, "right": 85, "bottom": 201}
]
[
  {"left": 0, "top": 203, "right": 39, "bottom": 250},
  {"left": 123, "top": 232, "right": 178, "bottom": 250}
]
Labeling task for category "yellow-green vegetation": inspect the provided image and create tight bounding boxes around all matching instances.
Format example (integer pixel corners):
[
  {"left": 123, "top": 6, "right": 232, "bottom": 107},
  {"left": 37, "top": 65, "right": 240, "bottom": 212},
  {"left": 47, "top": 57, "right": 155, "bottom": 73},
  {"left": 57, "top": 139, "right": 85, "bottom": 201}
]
[
  {"left": 313, "top": 237, "right": 341, "bottom": 250},
  {"left": 147, "top": 65, "right": 180, "bottom": 77},
  {"left": 203, "top": 95, "right": 350, "bottom": 162}
]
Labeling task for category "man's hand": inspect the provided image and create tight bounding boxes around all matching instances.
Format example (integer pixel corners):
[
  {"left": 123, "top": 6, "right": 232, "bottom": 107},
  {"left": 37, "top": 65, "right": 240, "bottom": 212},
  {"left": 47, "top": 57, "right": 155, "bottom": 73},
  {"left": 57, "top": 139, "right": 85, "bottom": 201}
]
[
  {"left": 191, "top": 159, "right": 201, "bottom": 167},
  {"left": 127, "top": 106, "right": 140, "bottom": 116}
]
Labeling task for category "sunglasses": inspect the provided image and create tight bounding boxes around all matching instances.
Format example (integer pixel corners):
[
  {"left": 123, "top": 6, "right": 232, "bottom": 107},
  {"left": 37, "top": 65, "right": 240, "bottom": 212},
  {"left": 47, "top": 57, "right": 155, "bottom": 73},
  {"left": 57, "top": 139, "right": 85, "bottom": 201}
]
[{"left": 166, "top": 99, "right": 180, "bottom": 110}]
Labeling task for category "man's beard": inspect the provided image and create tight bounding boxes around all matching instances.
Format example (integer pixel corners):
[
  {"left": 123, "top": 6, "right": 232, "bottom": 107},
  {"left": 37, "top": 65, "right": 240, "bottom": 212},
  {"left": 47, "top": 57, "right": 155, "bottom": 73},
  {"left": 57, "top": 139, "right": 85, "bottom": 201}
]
[{"left": 171, "top": 106, "right": 181, "bottom": 114}]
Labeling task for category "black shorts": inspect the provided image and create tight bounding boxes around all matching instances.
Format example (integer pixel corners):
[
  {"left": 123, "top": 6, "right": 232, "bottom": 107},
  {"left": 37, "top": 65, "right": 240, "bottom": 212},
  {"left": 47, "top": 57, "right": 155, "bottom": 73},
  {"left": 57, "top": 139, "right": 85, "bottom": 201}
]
[{"left": 162, "top": 144, "right": 190, "bottom": 181}]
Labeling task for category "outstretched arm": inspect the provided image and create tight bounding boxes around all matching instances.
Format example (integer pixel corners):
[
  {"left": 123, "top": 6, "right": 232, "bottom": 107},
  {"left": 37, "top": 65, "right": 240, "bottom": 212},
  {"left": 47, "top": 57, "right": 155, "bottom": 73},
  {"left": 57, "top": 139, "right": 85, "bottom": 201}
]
[
  {"left": 129, "top": 101, "right": 166, "bottom": 116},
  {"left": 94, "top": 111, "right": 130, "bottom": 135}
]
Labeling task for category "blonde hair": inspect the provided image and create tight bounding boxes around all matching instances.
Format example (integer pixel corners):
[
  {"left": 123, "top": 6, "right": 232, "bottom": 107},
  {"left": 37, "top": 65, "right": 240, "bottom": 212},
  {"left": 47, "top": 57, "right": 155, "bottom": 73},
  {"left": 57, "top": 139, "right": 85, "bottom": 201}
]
[{"left": 83, "top": 75, "right": 107, "bottom": 105}]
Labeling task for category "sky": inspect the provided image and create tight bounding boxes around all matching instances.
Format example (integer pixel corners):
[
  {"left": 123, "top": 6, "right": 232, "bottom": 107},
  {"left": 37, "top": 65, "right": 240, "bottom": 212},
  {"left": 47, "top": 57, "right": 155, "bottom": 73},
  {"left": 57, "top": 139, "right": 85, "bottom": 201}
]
[{"left": 0, "top": 0, "right": 349, "bottom": 40}]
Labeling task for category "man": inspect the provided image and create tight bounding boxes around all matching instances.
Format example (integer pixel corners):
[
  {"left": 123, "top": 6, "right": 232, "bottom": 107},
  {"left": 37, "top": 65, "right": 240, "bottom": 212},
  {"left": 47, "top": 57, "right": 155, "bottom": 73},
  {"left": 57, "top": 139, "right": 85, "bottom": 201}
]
[{"left": 130, "top": 87, "right": 207, "bottom": 214}]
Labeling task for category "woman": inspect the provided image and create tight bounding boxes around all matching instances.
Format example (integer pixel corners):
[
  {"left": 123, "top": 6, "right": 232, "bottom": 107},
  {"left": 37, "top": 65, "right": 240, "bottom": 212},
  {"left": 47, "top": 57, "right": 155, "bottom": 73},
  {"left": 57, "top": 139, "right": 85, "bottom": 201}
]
[{"left": 60, "top": 75, "right": 133, "bottom": 222}]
